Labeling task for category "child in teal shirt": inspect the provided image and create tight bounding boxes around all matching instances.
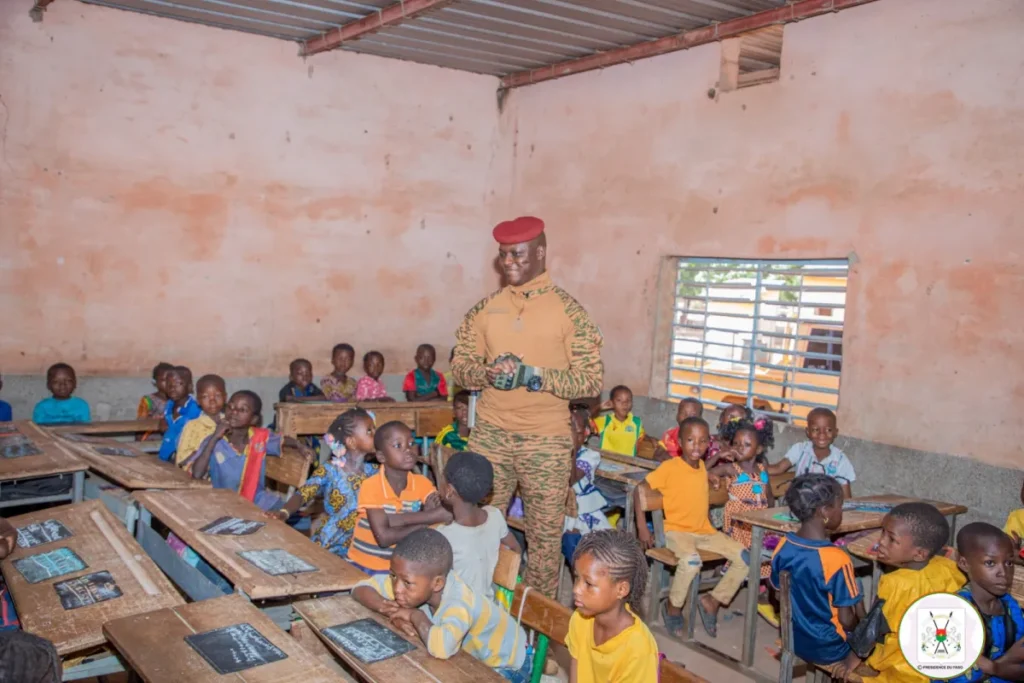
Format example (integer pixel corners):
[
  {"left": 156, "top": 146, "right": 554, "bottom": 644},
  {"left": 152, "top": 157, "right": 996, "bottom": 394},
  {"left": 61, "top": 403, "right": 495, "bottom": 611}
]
[{"left": 32, "top": 363, "right": 90, "bottom": 425}]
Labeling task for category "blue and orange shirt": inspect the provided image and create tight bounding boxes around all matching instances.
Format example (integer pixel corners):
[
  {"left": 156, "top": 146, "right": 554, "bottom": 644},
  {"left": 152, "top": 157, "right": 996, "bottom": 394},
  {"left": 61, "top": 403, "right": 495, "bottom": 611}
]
[
  {"left": 593, "top": 413, "right": 645, "bottom": 456},
  {"left": 770, "top": 533, "right": 862, "bottom": 665}
]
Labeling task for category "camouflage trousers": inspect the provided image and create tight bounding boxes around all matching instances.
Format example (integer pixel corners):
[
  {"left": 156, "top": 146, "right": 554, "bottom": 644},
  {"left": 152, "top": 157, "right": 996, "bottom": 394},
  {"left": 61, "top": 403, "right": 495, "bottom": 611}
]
[{"left": 470, "top": 419, "right": 573, "bottom": 598}]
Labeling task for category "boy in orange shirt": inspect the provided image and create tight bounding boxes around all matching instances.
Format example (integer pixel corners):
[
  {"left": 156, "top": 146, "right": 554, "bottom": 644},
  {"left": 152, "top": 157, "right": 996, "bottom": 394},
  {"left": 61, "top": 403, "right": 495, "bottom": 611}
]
[
  {"left": 348, "top": 421, "right": 453, "bottom": 575},
  {"left": 634, "top": 416, "right": 748, "bottom": 639}
]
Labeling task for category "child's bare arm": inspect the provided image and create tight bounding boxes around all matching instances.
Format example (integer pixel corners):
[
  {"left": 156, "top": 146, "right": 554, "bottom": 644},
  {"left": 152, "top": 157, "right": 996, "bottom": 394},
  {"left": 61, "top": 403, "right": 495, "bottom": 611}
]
[
  {"left": 651, "top": 445, "right": 672, "bottom": 462},
  {"left": 766, "top": 458, "right": 793, "bottom": 476},
  {"left": 189, "top": 423, "right": 227, "bottom": 479},
  {"left": 352, "top": 585, "right": 397, "bottom": 614},
  {"left": 500, "top": 531, "right": 521, "bottom": 553},
  {"left": 634, "top": 483, "right": 653, "bottom": 549},
  {"left": 569, "top": 659, "right": 578, "bottom": 683},
  {"left": 842, "top": 482, "right": 853, "bottom": 499},
  {"left": 837, "top": 605, "right": 859, "bottom": 633},
  {"left": 365, "top": 507, "right": 452, "bottom": 547}
]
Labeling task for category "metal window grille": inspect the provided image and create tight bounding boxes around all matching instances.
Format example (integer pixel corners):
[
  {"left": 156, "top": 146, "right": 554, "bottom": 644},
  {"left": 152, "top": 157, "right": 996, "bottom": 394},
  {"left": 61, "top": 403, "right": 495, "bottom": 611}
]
[{"left": 669, "top": 257, "right": 848, "bottom": 425}]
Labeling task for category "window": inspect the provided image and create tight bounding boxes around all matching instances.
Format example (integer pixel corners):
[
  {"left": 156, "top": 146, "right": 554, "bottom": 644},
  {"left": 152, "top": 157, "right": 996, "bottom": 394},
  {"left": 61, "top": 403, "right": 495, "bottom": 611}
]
[
  {"left": 719, "top": 25, "right": 783, "bottom": 92},
  {"left": 669, "top": 258, "right": 848, "bottom": 425}
]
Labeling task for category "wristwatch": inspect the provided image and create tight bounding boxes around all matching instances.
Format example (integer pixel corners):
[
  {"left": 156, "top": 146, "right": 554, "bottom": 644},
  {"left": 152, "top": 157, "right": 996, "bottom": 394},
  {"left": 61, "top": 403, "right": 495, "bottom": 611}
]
[{"left": 526, "top": 374, "right": 544, "bottom": 392}]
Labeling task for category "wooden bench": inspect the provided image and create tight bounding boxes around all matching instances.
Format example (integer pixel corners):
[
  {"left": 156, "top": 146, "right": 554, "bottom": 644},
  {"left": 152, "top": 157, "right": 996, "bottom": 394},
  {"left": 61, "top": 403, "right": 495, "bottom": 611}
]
[{"left": 637, "top": 484, "right": 727, "bottom": 638}]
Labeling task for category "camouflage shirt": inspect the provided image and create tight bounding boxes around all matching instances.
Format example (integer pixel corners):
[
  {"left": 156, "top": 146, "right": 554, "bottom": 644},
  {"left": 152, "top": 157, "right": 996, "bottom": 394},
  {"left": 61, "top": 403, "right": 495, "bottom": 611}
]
[{"left": 452, "top": 271, "right": 603, "bottom": 438}]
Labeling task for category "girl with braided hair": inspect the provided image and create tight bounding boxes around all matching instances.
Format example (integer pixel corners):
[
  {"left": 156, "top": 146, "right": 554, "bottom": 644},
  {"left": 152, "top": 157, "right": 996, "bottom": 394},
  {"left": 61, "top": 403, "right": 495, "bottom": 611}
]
[
  {"left": 769, "top": 474, "right": 865, "bottom": 673},
  {"left": 567, "top": 529, "right": 659, "bottom": 683}
]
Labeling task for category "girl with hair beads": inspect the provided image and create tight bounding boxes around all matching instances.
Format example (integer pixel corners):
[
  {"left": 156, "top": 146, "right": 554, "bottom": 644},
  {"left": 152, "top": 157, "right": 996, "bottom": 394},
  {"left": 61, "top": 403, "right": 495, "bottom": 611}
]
[
  {"left": 770, "top": 474, "right": 863, "bottom": 674},
  {"left": 271, "top": 409, "right": 379, "bottom": 557},
  {"left": 567, "top": 530, "right": 659, "bottom": 683}
]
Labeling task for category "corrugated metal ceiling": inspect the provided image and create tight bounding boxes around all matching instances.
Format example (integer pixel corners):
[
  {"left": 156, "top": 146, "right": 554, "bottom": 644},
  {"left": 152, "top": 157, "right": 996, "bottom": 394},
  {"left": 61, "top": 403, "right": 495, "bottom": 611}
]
[{"left": 76, "top": 0, "right": 791, "bottom": 76}]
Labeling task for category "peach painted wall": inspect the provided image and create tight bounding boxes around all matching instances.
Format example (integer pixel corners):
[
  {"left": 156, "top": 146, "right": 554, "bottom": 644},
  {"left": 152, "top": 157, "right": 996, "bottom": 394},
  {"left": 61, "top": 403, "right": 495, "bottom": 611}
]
[
  {"left": 497, "top": 0, "right": 1024, "bottom": 467},
  {"left": 0, "top": 1, "right": 502, "bottom": 377}
]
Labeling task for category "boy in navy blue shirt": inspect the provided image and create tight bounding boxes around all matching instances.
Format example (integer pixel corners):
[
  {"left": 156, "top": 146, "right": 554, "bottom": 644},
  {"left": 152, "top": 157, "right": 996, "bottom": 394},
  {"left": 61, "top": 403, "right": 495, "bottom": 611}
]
[
  {"left": 32, "top": 364, "right": 91, "bottom": 425},
  {"left": 770, "top": 473, "right": 863, "bottom": 671},
  {"left": 949, "top": 523, "right": 1024, "bottom": 682},
  {"left": 158, "top": 366, "right": 201, "bottom": 462}
]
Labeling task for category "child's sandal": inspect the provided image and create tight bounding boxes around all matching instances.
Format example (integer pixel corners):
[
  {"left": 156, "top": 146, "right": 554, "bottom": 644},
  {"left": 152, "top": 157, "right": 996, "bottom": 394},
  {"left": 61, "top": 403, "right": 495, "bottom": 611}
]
[
  {"left": 661, "top": 601, "right": 685, "bottom": 639},
  {"left": 696, "top": 598, "right": 718, "bottom": 638}
]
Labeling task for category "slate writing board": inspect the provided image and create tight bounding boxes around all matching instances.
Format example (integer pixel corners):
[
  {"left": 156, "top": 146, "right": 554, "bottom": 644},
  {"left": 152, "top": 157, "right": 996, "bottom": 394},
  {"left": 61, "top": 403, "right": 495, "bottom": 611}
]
[
  {"left": 622, "top": 471, "right": 648, "bottom": 482},
  {"left": 185, "top": 622, "right": 288, "bottom": 675},
  {"left": 238, "top": 549, "right": 317, "bottom": 576},
  {"left": 17, "top": 520, "right": 74, "bottom": 548},
  {"left": 200, "top": 516, "right": 265, "bottom": 536},
  {"left": 54, "top": 570, "right": 123, "bottom": 610},
  {"left": 842, "top": 502, "right": 894, "bottom": 513},
  {"left": 0, "top": 425, "right": 16, "bottom": 434},
  {"left": 94, "top": 446, "right": 138, "bottom": 458},
  {"left": 322, "top": 618, "right": 417, "bottom": 664},
  {"left": 13, "top": 547, "right": 87, "bottom": 584},
  {"left": 0, "top": 436, "right": 42, "bottom": 459}
]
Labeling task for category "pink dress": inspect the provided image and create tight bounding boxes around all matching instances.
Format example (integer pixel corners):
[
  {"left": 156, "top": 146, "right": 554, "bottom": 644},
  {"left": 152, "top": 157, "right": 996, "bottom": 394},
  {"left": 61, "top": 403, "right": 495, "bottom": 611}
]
[{"left": 355, "top": 376, "right": 389, "bottom": 401}]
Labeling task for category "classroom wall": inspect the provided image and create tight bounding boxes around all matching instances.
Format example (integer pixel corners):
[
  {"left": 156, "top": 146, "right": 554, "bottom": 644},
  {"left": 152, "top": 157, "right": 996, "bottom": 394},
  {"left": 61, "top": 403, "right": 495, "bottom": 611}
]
[
  {"left": 0, "top": 0, "right": 503, "bottom": 380},
  {"left": 496, "top": 0, "right": 1024, "bottom": 469}
]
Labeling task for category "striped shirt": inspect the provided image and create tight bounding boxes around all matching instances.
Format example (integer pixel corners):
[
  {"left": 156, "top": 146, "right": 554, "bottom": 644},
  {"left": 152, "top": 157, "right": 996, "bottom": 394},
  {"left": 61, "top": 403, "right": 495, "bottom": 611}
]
[
  {"left": 355, "top": 571, "right": 527, "bottom": 669},
  {"left": 348, "top": 470, "right": 436, "bottom": 573}
]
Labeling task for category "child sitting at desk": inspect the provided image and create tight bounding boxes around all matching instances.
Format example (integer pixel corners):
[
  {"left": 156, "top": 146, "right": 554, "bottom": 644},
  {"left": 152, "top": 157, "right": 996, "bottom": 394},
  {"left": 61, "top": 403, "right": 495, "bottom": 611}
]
[
  {"left": 279, "top": 358, "right": 324, "bottom": 404},
  {"left": 1002, "top": 477, "right": 1024, "bottom": 548},
  {"left": 185, "top": 390, "right": 313, "bottom": 510},
  {"left": 321, "top": 343, "right": 358, "bottom": 403},
  {"left": 174, "top": 374, "right": 226, "bottom": 468},
  {"left": 563, "top": 405, "right": 612, "bottom": 563},
  {"left": 271, "top": 408, "right": 378, "bottom": 557},
  {"left": 355, "top": 351, "right": 393, "bottom": 402},
  {"left": 32, "top": 363, "right": 91, "bottom": 425},
  {"left": 348, "top": 421, "right": 451, "bottom": 575},
  {"left": 592, "top": 385, "right": 645, "bottom": 457},
  {"left": 403, "top": 343, "right": 448, "bottom": 402},
  {"left": 157, "top": 366, "right": 201, "bottom": 462},
  {"left": 567, "top": 530, "right": 659, "bottom": 683},
  {"left": 840, "top": 502, "right": 966, "bottom": 681},
  {"left": 947, "top": 522, "right": 1024, "bottom": 683},
  {"left": 770, "top": 474, "right": 863, "bottom": 674},
  {"left": 653, "top": 397, "right": 703, "bottom": 461},
  {"left": 135, "top": 361, "right": 172, "bottom": 440},
  {"left": 711, "top": 417, "right": 776, "bottom": 580},
  {"left": 436, "top": 452, "right": 519, "bottom": 602},
  {"left": 634, "top": 416, "right": 748, "bottom": 639},
  {"left": 768, "top": 407, "right": 854, "bottom": 498},
  {"left": 435, "top": 391, "right": 471, "bottom": 451},
  {"left": 353, "top": 529, "right": 532, "bottom": 681},
  {"left": 0, "top": 374, "right": 11, "bottom": 422}
]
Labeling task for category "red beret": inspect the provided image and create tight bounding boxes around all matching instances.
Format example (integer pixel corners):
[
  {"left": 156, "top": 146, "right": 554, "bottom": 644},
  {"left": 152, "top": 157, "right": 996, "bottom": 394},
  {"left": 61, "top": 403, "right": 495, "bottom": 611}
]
[{"left": 493, "top": 216, "right": 544, "bottom": 245}]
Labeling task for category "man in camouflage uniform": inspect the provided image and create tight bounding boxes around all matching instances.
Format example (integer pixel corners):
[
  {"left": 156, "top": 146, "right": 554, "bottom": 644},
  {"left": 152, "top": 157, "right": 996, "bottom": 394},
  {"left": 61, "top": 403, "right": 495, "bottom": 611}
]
[{"left": 452, "top": 216, "right": 603, "bottom": 598}]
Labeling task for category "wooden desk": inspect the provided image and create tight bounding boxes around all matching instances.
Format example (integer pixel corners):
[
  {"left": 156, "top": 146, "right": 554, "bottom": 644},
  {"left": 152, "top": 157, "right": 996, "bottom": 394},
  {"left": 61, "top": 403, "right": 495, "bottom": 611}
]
[
  {"left": 0, "top": 500, "right": 182, "bottom": 657},
  {"left": 599, "top": 450, "right": 658, "bottom": 471},
  {"left": 48, "top": 418, "right": 162, "bottom": 436},
  {"left": 732, "top": 494, "right": 968, "bottom": 671},
  {"left": 275, "top": 401, "right": 450, "bottom": 438},
  {"left": 595, "top": 458, "right": 649, "bottom": 535},
  {"left": 58, "top": 435, "right": 210, "bottom": 491},
  {"left": 0, "top": 421, "right": 87, "bottom": 509},
  {"left": 294, "top": 594, "right": 505, "bottom": 683},
  {"left": 104, "top": 594, "right": 345, "bottom": 682},
  {"left": 134, "top": 488, "right": 367, "bottom": 600}
]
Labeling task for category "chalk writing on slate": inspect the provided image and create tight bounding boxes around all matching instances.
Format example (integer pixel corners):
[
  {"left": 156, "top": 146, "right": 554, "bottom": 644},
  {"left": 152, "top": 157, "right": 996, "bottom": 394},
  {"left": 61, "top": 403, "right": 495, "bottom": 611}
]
[
  {"left": 185, "top": 623, "right": 288, "bottom": 675},
  {"left": 238, "top": 549, "right": 317, "bottom": 576},
  {"left": 0, "top": 436, "right": 42, "bottom": 459},
  {"left": 323, "top": 618, "right": 417, "bottom": 664},
  {"left": 200, "top": 517, "right": 265, "bottom": 536},
  {"left": 17, "top": 520, "right": 74, "bottom": 548},
  {"left": 94, "top": 446, "right": 138, "bottom": 458},
  {"left": 14, "top": 547, "right": 87, "bottom": 584},
  {"left": 842, "top": 502, "right": 893, "bottom": 514},
  {"left": 54, "top": 571, "right": 123, "bottom": 610},
  {"left": 0, "top": 424, "right": 16, "bottom": 434}
]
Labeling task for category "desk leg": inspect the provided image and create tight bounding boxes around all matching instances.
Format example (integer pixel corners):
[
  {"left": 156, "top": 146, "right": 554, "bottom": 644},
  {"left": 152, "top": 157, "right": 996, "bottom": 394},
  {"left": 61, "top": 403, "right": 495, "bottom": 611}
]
[
  {"left": 871, "top": 560, "right": 881, "bottom": 606},
  {"left": 741, "top": 524, "right": 765, "bottom": 669},
  {"left": 71, "top": 470, "right": 85, "bottom": 503},
  {"left": 949, "top": 514, "right": 959, "bottom": 546},
  {"left": 625, "top": 483, "right": 635, "bottom": 535}
]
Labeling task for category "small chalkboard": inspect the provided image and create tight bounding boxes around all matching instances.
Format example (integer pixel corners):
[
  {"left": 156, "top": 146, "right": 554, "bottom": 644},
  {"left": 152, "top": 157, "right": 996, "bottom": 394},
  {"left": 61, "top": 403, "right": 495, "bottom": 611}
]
[
  {"left": 842, "top": 502, "right": 893, "bottom": 514},
  {"left": 238, "top": 549, "right": 317, "bottom": 576},
  {"left": 0, "top": 436, "right": 42, "bottom": 459},
  {"left": 0, "top": 424, "right": 16, "bottom": 434},
  {"left": 323, "top": 618, "right": 417, "bottom": 664},
  {"left": 185, "top": 622, "right": 288, "bottom": 675},
  {"left": 17, "top": 520, "right": 74, "bottom": 548},
  {"left": 54, "top": 570, "right": 123, "bottom": 610},
  {"left": 13, "top": 547, "right": 87, "bottom": 584},
  {"left": 200, "top": 517, "right": 265, "bottom": 536},
  {"left": 622, "top": 470, "right": 648, "bottom": 482},
  {"left": 93, "top": 445, "right": 138, "bottom": 458}
]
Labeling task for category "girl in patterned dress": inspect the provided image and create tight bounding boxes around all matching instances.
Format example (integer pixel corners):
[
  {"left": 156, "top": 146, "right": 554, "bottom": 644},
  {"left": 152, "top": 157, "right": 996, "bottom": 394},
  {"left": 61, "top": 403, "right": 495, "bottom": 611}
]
[
  {"left": 321, "top": 343, "right": 358, "bottom": 402},
  {"left": 710, "top": 416, "right": 776, "bottom": 578},
  {"left": 136, "top": 361, "right": 173, "bottom": 441},
  {"left": 272, "top": 408, "right": 378, "bottom": 558}
]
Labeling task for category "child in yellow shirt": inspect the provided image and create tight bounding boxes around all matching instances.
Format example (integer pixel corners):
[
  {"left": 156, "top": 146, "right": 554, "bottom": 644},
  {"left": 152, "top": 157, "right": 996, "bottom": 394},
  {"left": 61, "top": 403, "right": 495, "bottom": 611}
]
[
  {"left": 175, "top": 374, "right": 226, "bottom": 468},
  {"left": 566, "top": 529, "right": 659, "bottom": 683},
  {"left": 838, "top": 502, "right": 966, "bottom": 682},
  {"left": 592, "top": 386, "right": 645, "bottom": 456},
  {"left": 1003, "top": 478, "right": 1024, "bottom": 547}
]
